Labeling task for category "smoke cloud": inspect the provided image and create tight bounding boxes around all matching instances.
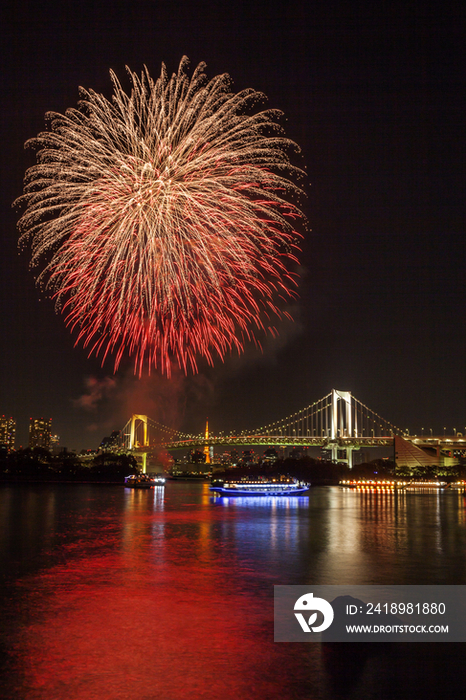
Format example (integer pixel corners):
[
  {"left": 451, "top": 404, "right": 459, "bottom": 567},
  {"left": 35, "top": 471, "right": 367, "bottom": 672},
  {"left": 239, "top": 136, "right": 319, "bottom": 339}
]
[
  {"left": 72, "top": 368, "right": 216, "bottom": 438},
  {"left": 72, "top": 377, "right": 117, "bottom": 411}
]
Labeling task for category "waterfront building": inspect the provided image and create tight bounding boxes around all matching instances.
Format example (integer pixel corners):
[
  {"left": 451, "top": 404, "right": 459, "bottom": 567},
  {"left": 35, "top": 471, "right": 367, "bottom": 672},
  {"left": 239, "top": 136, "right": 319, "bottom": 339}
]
[
  {"left": 50, "top": 434, "right": 60, "bottom": 455},
  {"left": 99, "top": 430, "right": 121, "bottom": 451},
  {"left": 29, "top": 418, "right": 52, "bottom": 450},
  {"left": 394, "top": 435, "right": 440, "bottom": 469},
  {"left": 0, "top": 416, "right": 16, "bottom": 450}
]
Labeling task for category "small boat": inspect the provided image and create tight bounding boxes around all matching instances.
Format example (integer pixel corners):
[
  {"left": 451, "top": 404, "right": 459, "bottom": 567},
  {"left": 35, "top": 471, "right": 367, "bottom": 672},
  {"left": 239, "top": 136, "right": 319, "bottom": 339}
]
[
  {"left": 210, "top": 478, "right": 309, "bottom": 497},
  {"left": 124, "top": 474, "right": 166, "bottom": 488}
]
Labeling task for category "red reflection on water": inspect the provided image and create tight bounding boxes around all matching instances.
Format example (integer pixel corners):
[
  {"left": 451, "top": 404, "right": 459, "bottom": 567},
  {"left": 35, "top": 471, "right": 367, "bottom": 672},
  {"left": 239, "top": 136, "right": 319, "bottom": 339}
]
[{"left": 12, "top": 533, "right": 314, "bottom": 699}]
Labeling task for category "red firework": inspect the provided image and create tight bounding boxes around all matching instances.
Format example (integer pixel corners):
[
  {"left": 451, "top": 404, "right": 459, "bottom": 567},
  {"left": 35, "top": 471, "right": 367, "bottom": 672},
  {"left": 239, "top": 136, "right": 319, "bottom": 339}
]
[{"left": 15, "top": 57, "right": 306, "bottom": 376}]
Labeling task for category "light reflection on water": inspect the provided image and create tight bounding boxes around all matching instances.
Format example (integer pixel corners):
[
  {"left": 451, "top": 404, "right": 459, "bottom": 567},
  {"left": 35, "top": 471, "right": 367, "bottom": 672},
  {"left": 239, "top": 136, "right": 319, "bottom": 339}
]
[
  {"left": 211, "top": 495, "right": 310, "bottom": 507},
  {"left": 1, "top": 483, "right": 466, "bottom": 699}
]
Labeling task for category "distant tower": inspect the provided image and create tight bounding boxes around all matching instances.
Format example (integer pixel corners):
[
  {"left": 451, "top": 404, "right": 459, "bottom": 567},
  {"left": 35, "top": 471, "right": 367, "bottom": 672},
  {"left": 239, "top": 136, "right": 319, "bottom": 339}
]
[
  {"left": 204, "top": 419, "right": 210, "bottom": 465},
  {"left": 29, "top": 418, "right": 52, "bottom": 450},
  {"left": 0, "top": 416, "right": 16, "bottom": 451}
]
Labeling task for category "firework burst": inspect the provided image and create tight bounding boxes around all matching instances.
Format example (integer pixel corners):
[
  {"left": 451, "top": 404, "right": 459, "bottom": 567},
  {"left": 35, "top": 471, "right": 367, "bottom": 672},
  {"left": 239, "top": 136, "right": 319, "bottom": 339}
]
[{"left": 15, "top": 57, "right": 306, "bottom": 376}]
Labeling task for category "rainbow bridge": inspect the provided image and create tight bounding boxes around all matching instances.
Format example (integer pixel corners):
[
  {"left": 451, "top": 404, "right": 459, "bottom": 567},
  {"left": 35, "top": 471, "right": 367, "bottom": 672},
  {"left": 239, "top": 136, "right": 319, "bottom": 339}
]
[{"left": 121, "top": 390, "right": 466, "bottom": 469}]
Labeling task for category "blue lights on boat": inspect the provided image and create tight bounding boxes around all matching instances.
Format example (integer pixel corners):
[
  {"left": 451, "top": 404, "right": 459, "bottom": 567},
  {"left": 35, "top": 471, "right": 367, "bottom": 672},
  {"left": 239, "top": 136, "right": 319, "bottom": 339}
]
[{"left": 210, "top": 480, "right": 310, "bottom": 497}]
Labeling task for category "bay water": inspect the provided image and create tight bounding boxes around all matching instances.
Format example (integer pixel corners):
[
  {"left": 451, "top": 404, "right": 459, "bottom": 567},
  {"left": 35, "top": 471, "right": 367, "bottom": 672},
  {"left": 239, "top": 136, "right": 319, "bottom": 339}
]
[{"left": 1, "top": 483, "right": 466, "bottom": 699}]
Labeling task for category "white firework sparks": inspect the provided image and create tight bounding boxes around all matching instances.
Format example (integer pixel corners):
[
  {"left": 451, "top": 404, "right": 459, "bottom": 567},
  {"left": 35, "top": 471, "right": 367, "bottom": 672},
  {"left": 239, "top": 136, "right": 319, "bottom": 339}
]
[{"left": 15, "top": 57, "right": 306, "bottom": 376}]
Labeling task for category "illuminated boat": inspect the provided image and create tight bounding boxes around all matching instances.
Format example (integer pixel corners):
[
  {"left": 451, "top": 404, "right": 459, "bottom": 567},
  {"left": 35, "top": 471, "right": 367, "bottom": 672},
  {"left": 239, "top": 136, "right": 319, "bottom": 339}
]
[
  {"left": 210, "top": 478, "right": 309, "bottom": 496},
  {"left": 124, "top": 474, "right": 166, "bottom": 488},
  {"left": 404, "top": 481, "right": 446, "bottom": 489},
  {"left": 340, "top": 480, "right": 399, "bottom": 489}
]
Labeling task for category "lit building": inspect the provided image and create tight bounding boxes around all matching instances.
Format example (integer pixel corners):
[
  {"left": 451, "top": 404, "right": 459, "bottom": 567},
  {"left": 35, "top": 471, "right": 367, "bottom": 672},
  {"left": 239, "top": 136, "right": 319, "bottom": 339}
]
[
  {"left": 29, "top": 418, "right": 52, "bottom": 450},
  {"left": 99, "top": 430, "right": 121, "bottom": 451},
  {"left": 0, "top": 416, "right": 16, "bottom": 450},
  {"left": 50, "top": 434, "right": 60, "bottom": 454}
]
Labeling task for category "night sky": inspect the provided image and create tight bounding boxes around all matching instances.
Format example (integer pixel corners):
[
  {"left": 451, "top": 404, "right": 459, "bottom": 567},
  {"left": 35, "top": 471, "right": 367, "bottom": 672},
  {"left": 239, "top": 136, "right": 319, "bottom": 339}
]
[{"left": 0, "top": 1, "right": 465, "bottom": 450}]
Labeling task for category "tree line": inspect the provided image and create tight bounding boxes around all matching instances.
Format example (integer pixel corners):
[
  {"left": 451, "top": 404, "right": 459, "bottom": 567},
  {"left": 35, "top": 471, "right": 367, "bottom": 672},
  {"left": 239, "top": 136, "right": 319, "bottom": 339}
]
[{"left": 0, "top": 448, "right": 139, "bottom": 482}]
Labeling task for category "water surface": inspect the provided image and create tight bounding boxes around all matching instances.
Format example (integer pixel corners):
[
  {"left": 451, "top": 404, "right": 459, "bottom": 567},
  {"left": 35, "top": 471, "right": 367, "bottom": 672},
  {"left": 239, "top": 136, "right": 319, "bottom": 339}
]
[{"left": 1, "top": 483, "right": 466, "bottom": 699}]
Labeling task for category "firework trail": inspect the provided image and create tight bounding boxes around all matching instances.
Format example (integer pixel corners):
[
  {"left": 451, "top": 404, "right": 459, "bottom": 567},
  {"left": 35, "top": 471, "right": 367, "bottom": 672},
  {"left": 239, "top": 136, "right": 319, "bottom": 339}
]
[{"left": 15, "top": 57, "right": 306, "bottom": 376}]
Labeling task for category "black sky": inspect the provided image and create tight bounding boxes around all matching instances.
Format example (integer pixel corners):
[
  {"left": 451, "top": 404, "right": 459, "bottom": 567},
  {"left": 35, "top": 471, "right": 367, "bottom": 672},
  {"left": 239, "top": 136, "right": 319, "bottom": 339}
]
[{"left": 0, "top": 0, "right": 465, "bottom": 449}]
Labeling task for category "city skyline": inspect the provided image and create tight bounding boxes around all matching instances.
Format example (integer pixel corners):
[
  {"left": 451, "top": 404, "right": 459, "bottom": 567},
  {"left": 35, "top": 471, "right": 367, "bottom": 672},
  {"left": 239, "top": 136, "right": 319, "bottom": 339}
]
[{"left": 1, "top": 1, "right": 465, "bottom": 450}]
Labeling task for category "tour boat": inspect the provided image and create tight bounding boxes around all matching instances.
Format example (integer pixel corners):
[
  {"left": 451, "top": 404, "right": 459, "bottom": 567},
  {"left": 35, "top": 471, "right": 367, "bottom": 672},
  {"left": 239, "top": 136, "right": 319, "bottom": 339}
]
[
  {"left": 404, "top": 481, "right": 446, "bottom": 489},
  {"left": 210, "top": 478, "right": 309, "bottom": 497},
  {"left": 124, "top": 474, "right": 166, "bottom": 488}
]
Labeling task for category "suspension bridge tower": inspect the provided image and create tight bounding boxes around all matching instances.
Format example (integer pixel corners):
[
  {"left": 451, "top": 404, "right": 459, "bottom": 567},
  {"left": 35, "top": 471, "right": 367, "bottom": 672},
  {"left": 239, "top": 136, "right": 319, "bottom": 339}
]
[
  {"left": 329, "top": 389, "right": 359, "bottom": 468},
  {"left": 129, "top": 414, "right": 149, "bottom": 473}
]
